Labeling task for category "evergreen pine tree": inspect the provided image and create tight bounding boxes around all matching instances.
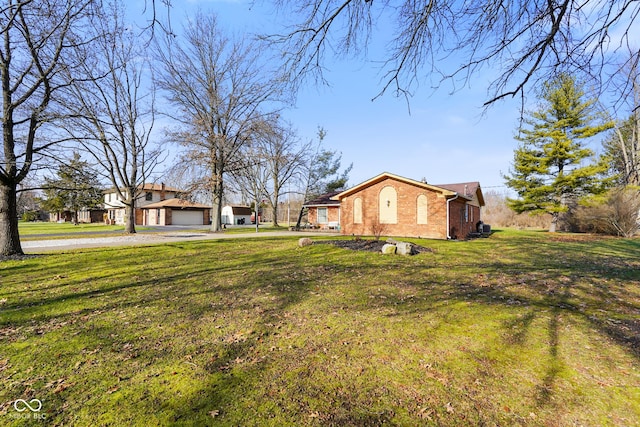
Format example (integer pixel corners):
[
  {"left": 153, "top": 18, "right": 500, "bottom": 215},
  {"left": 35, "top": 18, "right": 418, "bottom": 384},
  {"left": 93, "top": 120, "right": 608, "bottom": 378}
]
[
  {"left": 41, "top": 153, "right": 103, "bottom": 224},
  {"left": 504, "top": 74, "right": 614, "bottom": 232}
]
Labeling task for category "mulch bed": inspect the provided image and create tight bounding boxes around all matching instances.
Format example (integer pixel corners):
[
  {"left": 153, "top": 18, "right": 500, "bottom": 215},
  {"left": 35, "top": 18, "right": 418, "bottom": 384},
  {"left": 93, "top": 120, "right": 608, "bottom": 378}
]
[{"left": 315, "top": 239, "right": 434, "bottom": 254}]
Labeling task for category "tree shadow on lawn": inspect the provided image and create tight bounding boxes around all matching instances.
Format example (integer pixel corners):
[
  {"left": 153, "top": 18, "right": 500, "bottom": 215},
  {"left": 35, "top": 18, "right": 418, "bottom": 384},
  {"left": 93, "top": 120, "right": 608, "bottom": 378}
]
[
  {"left": 2, "top": 236, "right": 639, "bottom": 425},
  {"left": 362, "top": 236, "right": 639, "bottom": 412},
  {"left": 1, "top": 240, "right": 322, "bottom": 331},
  {"left": 1, "top": 239, "right": 331, "bottom": 422},
  {"left": 472, "top": 238, "right": 636, "bottom": 348},
  {"left": 163, "top": 239, "right": 640, "bottom": 424}
]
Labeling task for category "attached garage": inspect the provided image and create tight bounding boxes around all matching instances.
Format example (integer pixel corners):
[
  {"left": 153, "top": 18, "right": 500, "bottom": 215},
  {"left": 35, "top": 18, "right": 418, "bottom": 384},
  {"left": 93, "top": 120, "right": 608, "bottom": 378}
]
[
  {"left": 172, "top": 210, "right": 206, "bottom": 225},
  {"left": 141, "top": 199, "right": 210, "bottom": 226}
]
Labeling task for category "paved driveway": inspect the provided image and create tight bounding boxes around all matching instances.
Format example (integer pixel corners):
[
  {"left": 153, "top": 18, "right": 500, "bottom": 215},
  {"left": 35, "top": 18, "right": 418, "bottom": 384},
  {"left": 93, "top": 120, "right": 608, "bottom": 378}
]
[{"left": 21, "top": 230, "right": 339, "bottom": 253}]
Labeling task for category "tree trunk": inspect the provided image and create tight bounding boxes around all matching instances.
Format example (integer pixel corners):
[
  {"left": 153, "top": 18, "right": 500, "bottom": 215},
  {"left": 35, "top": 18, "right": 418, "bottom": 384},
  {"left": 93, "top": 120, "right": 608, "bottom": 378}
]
[
  {"left": 271, "top": 199, "right": 279, "bottom": 227},
  {"left": 210, "top": 173, "right": 224, "bottom": 232},
  {"left": 0, "top": 183, "right": 24, "bottom": 256},
  {"left": 295, "top": 206, "right": 307, "bottom": 229},
  {"left": 211, "top": 199, "right": 223, "bottom": 232},
  {"left": 549, "top": 212, "right": 559, "bottom": 233},
  {"left": 124, "top": 203, "right": 136, "bottom": 233}
]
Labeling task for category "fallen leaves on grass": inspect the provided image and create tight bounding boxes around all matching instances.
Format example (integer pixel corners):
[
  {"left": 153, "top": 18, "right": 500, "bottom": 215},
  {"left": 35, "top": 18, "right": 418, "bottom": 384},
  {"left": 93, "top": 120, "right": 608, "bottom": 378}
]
[
  {"left": 106, "top": 386, "right": 120, "bottom": 394},
  {"left": 46, "top": 378, "right": 76, "bottom": 394}
]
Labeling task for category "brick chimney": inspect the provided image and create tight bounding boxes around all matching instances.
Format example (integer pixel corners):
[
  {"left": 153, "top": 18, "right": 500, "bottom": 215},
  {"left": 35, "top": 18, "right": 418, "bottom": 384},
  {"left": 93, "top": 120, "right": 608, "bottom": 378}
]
[{"left": 160, "top": 183, "right": 166, "bottom": 201}]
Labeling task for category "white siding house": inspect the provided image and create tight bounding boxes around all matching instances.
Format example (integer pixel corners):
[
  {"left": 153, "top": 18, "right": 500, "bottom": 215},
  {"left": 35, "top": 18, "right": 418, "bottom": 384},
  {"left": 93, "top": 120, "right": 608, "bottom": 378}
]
[{"left": 103, "top": 183, "right": 180, "bottom": 225}]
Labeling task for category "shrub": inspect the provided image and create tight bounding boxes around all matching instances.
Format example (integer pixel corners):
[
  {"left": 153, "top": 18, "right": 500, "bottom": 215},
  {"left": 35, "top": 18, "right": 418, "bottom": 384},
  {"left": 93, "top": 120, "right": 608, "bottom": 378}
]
[
  {"left": 21, "top": 211, "right": 39, "bottom": 222},
  {"left": 483, "top": 190, "right": 552, "bottom": 229},
  {"left": 572, "top": 187, "right": 640, "bottom": 237},
  {"left": 370, "top": 220, "right": 388, "bottom": 240}
]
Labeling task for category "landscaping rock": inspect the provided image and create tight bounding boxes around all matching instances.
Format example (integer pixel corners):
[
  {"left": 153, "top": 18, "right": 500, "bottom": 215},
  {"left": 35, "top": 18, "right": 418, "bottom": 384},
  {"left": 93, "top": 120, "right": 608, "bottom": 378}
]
[
  {"left": 298, "top": 237, "right": 313, "bottom": 247},
  {"left": 381, "top": 243, "right": 397, "bottom": 255},
  {"left": 314, "top": 239, "right": 433, "bottom": 254},
  {"left": 395, "top": 241, "right": 414, "bottom": 256}
]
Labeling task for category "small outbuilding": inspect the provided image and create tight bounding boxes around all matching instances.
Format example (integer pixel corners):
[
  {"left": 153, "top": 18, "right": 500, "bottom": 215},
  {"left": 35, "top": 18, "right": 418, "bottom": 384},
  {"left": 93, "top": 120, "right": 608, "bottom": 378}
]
[{"left": 221, "top": 205, "right": 252, "bottom": 225}]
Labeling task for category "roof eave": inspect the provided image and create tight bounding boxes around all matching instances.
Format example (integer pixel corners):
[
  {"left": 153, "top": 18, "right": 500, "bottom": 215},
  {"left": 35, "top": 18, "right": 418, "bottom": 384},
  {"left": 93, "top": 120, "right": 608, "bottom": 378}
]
[{"left": 334, "top": 172, "right": 458, "bottom": 199}]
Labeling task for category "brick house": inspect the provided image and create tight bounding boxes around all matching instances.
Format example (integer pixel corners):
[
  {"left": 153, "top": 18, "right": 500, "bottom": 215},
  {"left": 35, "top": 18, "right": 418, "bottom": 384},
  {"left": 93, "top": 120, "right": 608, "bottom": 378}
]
[
  {"left": 49, "top": 209, "right": 105, "bottom": 223},
  {"left": 332, "top": 172, "right": 485, "bottom": 239},
  {"left": 302, "top": 191, "right": 341, "bottom": 229}
]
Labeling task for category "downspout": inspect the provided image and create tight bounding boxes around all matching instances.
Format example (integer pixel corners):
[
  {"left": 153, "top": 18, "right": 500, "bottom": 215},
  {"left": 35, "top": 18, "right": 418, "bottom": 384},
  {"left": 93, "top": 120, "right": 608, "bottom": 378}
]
[{"left": 446, "top": 193, "right": 459, "bottom": 240}]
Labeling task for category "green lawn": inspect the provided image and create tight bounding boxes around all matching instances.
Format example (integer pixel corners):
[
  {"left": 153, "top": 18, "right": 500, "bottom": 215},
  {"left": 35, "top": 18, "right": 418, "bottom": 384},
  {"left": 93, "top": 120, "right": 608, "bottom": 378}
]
[
  {"left": 18, "top": 222, "right": 126, "bottom": 236},
  {"left": 1, "top": 230, "right": 639, "bottom": 426},
  {"left": 223, "top": 225, "right": 291, "bottom": 234}
]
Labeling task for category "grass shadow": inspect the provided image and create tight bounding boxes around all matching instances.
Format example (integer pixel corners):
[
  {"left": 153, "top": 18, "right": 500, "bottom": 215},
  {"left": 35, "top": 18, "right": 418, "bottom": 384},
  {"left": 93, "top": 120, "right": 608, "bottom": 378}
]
[{"left": 1, "top": 232, "right": 639, "bottom": 425}]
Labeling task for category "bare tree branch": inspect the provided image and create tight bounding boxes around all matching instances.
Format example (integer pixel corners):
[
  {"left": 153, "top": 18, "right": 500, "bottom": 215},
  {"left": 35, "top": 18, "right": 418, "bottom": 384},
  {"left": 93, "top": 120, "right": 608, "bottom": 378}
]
[
  {"left": 267, "top": 0, "right": 640, "bottom": 110},
  {"left": 1, "top": 0, "right": 99, "bottom": 256},
  {"left": 154, "top": 11, "right": 285, "bottom": 232},
  {"left": 59, "top": 0, "right": 160, "bottom": 233}
]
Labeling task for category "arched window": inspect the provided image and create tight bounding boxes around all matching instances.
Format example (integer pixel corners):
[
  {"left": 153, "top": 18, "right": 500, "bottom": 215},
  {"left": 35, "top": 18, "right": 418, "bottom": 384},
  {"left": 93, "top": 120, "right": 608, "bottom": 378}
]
[
  {"left": 379, "top": 186, "right": 397, "bottom": 224},
  {"left": 417, "top": 194, "right": 428, "bottom": 224},
  {"left": 353, "top": 197, "right": 363, "bottom": 224}
]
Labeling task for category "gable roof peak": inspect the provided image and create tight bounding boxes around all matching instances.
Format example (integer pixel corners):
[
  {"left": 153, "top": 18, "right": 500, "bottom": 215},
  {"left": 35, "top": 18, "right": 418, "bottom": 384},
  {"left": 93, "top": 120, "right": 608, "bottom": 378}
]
[{"left": 334, "top": 172, "right": 460, "bottom": 200}]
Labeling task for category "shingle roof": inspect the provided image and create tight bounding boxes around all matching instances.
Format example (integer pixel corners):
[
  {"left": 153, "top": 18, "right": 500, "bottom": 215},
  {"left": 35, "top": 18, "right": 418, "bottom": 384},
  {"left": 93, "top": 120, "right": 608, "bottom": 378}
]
[
  {"left": 142, "top": 199, "right": 209, "bottom": 209},
  {"left": 103, "top": 183, "right": 183, "bottom": 194},
  {"left": 333, "top": 172, "right": 485, "bottom": 206},
  {"left": 435, "top": 182, "right": 484, "bottom": 206},
  {"left": 333, "top": 172, "right": 458, "bottom": 200},
  {"left": 303, "top": 191, "right": 342, "bottom": 207},
  {"left": 139, "top": 183, "right": 182, "bottom": 192},
  {"left": 229, "top": 206, "right": 252, "bottom": 216}
]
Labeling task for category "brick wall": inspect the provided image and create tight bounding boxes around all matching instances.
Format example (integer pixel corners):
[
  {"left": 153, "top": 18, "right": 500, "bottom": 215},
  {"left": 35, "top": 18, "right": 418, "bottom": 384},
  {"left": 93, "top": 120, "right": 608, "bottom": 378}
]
[
  {"left": 339, "top": 177, "right": 480, "bottom": 239},
  {"left": 447, "top": 198, "right": 481, "bottom": 239},
  {"left": 307, "top": 205, "right": 340, "bottom": 227}
]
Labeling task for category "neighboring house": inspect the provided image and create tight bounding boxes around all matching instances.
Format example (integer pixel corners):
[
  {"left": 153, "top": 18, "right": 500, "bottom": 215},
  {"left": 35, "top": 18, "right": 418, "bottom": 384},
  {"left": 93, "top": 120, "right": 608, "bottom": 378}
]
[
  {"left": 103, "top": 183, "right": 181, "bottom": 225},
  {"left": 49, "top": 211, "right": 74, "bottom": 223},
  {"left": 49, "top": 208, "right": 105, "bottom": 223},
  {"left": 323, "top": 172, "right": 484, "bottom": 239},
  {"left": 221, "top": 205, "right": 252, "bottom": 225},
  {"left": 302, "top": 191, "right": 342, "bottom": 230},
  {"left": 140, "top": 199, "right": 211, "bottom": 226}
]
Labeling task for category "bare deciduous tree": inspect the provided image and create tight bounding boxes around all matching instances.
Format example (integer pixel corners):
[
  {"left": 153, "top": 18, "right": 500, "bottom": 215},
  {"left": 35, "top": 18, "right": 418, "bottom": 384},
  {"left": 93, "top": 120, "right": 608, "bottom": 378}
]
[
  {"left": 62, "top": 1, "right": 160, "bottom": 234},
  {"left": 154, "top": 12, "right": 283, "bottom": 232},
  {"left": 253, "top": 117, "right": 309, "bottom": 227},
  {"left": 0, "top": 0, "right": 98, "bottom": 256},
  {"left": 268, "top": 1, "right": 640, "bottom": 109},
  {"left": 604, "top": 48, "right": 640, "bottom": 187},
  {"left": 232, "top": 145, "right": 269, "bottom": 231}
]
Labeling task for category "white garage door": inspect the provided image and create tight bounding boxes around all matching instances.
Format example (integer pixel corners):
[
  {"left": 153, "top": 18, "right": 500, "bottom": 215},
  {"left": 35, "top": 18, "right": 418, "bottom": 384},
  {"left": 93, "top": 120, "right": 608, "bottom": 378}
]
[{"left": 172, "top": 210, "right": 204, "bottom": 225}]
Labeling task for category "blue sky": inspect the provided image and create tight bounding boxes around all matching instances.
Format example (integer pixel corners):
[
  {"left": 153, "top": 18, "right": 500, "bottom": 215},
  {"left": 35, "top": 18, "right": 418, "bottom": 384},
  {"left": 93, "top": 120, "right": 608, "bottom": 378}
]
[{"left": 151, "top": 1, "right": 530, "bottom": 193}]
